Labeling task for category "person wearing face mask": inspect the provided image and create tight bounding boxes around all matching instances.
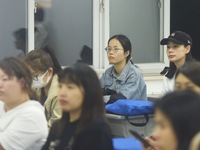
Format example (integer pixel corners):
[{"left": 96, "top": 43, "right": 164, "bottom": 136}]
[
  {"left": 25, "top": 45, "right": 62, "bottom": 128},
  {"left": 32, "top": 69, "right": 52, "bottom": 89}
]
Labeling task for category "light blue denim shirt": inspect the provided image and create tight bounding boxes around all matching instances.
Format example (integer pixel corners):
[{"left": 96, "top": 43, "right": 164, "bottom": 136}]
[{"left": 100, "top": 61, "right": 147, "bottom": 100}]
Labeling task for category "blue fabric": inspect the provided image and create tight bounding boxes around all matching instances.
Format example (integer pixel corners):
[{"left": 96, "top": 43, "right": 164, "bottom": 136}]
[
  {"left": 113, "top": 138, "right": 142, "bottom": 150},
  {"left": 106, "top": 99, "right": 154, "bottom": 116}
]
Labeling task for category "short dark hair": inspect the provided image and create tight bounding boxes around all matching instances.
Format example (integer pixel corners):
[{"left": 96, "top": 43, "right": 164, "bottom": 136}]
[
  {"left": 155, "top": 90, "right": 200, "bottom": 150},
  {"left": 14, "top": 28, "right": 27, "bottom": 43},
  {"left": 108, "top": 34, "right": 132, "bottom": 62},
  {"left": 176, "top": 62, "right": 200, "bottom": 87},
  {"left": 0, "top": 57, "right": 34, "bottom": 98},
  {"left": 57, "top": 64, "right": 105, "bottom": 135},
  {"left": 25, "top": 45, "right": 62, "bottom": 74}
]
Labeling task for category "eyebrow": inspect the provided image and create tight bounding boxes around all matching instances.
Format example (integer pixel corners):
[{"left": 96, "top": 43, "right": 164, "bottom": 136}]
[{"left": 108, "top": 46, "right": 120, "bottom": 48}]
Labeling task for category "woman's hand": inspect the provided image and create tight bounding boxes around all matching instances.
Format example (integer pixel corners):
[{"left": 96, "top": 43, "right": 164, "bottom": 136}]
[
  {"left": 0, "top": 144, "right": 5, "bottom": 150},
  {"left": 142, "top": 135, "right": 160, "bottom": 150}
]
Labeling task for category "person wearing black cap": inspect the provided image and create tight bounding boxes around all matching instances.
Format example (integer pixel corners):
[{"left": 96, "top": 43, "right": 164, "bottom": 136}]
[{"left": 160, "top": 31, "right": 194, "bottom": 94}]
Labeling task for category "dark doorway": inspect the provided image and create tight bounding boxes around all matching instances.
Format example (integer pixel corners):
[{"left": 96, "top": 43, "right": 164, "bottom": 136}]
[{"left": 171, "top": 0, "right": 200, "bottom": 60}]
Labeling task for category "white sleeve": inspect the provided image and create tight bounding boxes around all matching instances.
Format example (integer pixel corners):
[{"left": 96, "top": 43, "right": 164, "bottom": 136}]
[
  {"left": 161, "top": 76, "right": 175, "bottom": 96},
  {"left": 0, "top": 102, "right": 4, "bottom": 117},
  {"left": 0, "top": 110, "right": 48, "bottom": 150}
]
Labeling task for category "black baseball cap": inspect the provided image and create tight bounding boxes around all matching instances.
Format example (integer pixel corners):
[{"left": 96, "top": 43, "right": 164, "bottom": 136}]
[{"left": 160, "top": 31, "right": 192, "bottom": 46}]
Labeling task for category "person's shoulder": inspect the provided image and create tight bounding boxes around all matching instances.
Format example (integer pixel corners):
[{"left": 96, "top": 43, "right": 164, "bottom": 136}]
[
  {"left": 127, "top": 64, "right": 143, "bottom": 78},
  {"left": 124, "top": 61, "right": 139, "bottom": 73},
  {"left": 129, "top": 64, "right": 139, "bottom": 72},
  {"left": 104, "top": 65, "right": 114, "bottom": 74},
  {"left": 163, "top": 74, "right": 175, "bottom": 82},
  {"left": 101, "top": 66, "right": 114, "bottom": 80},
  {"left": 49, "top": 119, "right": 60, "bottom": 132},
  {"left": 49, "top": 75, "right": 59, "bottom": 91},
  {"left": 20, "top": 101, "right": 45, "bottom": 116},
  {"left": 0, "top": 101, "right": 3, "bottom": 108},
  {"left": 46, "top": 75, "right": 59, "bottom": 101},
  {"left": 86, "top": 119, "right": 111, "bottom": 133},
  {"left": 0, "top": 101, "right": 4, "bottom": 116},
  {"left": 51, "top": 75, "right": 59, "bottom": 86},
  {"left": 20, "top": 101, "right": 47, "bottom": 129},
  {"left": 78, "top": 120, "right": 113, "bottom": 142}
]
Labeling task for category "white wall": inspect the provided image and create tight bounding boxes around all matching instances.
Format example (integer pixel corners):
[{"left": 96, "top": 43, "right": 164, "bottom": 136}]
[{"left": 144, "top": 76, "right": 163, "bottom": 97}]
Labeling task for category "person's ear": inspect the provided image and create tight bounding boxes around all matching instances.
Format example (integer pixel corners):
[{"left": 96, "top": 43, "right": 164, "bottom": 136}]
[
  {"left": 185, "top": 45, "right": 191, "bottom": 54},
  {"left": 19, "top": 78, "right": 26, "bottom": 90},
  {"left": 125, "top": 50, "right": 130, "bottom": 57},
  {"left": 47, "top": 67, "right": 53, "bottom": 76}
]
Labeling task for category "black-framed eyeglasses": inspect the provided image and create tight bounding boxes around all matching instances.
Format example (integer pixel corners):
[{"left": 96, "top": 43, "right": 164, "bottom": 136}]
[{"left": 105, "top": 47, "right": 123, "bottom": 53}]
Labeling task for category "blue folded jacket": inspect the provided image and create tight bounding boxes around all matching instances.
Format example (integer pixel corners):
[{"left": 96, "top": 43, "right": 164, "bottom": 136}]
[{"left": 106, "top": 99, "right": 154, "bottom": 116}]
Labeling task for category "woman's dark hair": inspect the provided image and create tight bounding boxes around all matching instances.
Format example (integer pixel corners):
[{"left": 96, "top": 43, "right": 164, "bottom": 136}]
[
  {"left": 25, "top": 45, "right": 62, "bottom": 74},
  {"left": 14, "top": 28, "right": 26, "bottom": 43},
  {"left": 176, "top": 62, "right": 200, "bottom": 87},
  {"left": 155, "top": 90, "right": 200, "bottom": 150},
  {"left": 13, "top": 28, "right": 27, "bottom": 53},
  {"left": 108, "top": 34, "right": 132, "bottom": 63},
  {"left": 57, "top": 64, "right": 105, "bottom": 136},
  {"left": 165, "top": 44, "right": 194, "bottom": 79},
  {"left": 0, "top": 57, "right": 36, "bottom": 98}
]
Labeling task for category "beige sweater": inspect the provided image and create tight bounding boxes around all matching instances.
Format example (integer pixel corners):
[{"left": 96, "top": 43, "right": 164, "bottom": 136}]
[{"left": 38, "top": 75, "right": 62, "bottom": 128}]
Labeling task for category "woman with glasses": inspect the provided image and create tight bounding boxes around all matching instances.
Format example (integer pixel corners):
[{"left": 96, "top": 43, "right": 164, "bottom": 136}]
[
  {"left": 100, "top": 34, "right": 147, "bottom": 103},
  {"left": 25, "top": 45, "right": 62, "bottom": 128},
  {"left": 0, "top": 57, "right": 48, "bottom": 150}
]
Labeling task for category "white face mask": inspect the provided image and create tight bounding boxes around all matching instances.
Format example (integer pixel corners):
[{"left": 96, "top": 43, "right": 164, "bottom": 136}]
[{"left": 32, "top": 70, "right": 51, "bottom": 89}]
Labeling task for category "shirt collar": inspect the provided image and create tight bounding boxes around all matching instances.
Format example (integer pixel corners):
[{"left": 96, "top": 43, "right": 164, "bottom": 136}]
[{"left": 110, "top": 61, "right": 132, "bottom": 81}]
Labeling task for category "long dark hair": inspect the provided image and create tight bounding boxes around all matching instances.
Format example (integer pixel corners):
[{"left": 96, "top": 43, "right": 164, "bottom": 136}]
[
  {"left": 57, "top": 64, "right": 105, "bottom": 136},
  {"left": 176, "top": 62, "right": 200, "bottom": 87},
  {"left": 155, "top": 90, "right": 200, "bottom": 150},
  {"left": 25, "top": 45, "right": 62, "bottom": 74},
  {"left": 108, "top": 34, "right": 132, "bottom": 63},
  {"left": 0, "top": 57, "right": 35, "bottom": 98}
]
